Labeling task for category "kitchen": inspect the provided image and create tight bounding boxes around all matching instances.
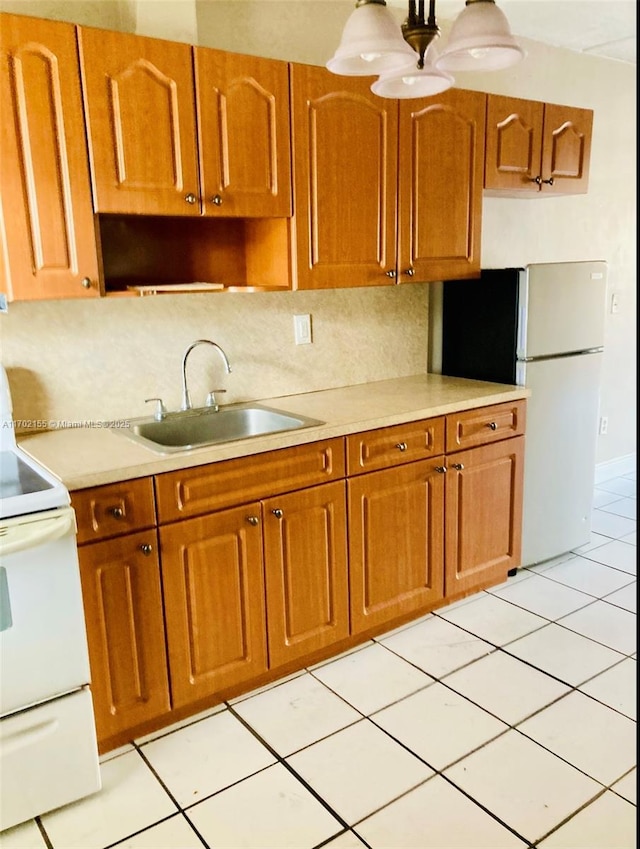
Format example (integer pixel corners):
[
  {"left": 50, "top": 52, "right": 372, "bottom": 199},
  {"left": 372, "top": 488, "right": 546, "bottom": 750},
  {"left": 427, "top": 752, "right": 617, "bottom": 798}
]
[{"left": 0, "top": 0, "right": 636, "bottom": 847}]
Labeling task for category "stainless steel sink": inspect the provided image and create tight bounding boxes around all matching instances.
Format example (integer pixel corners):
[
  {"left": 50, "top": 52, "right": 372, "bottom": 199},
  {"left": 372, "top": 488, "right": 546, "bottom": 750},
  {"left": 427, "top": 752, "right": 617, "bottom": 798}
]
[{"left": 116, "top": 403, "right": 324, "bottom": 453}]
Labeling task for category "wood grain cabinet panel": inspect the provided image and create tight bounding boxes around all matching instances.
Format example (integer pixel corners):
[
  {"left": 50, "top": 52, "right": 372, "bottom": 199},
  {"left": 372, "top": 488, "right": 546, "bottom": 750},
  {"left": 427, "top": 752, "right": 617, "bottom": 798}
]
[
  {"left": 72, "top": 478, "right": 156, "bottom": 544},
  {"left": 78, "top": 27, "right": 200, "bottom": 216},
  {"left": 445, "top": 436, "right": 524, "bottom": 596},
  {"left": 397, "top": 89, "right": 486, "bottom": 282},
  {"left": 347, "top": 417, "right": 445, "bottom": 475},
  {"left": 0, "top": 13, "right": 100, "bottom": 300},
  {"left": 485, "top": 94, "right": 593, "bottom": 195},
  {"left": 348, "top": 459, "right": 445, "bottom": 633},
  {"left": 78, "top": 530, "right": 170, "bottom": 743},
  {"left": 290, "top": 63, "right": 398, "bottom": 290},
  {"left": 263, "top": 482, "right": 349, "bottom": 668},
  {"left": 159, "top": 504, "right": 267, "bottom": 707},
  {"left": 155, "top": 438, "right": 345, "bottom": 523},
  {"left": 194, "top": 47, "right": 292, "bottom": 217},
  {"left": 446, "top": 401, "right": 526, "bottom": 453}
]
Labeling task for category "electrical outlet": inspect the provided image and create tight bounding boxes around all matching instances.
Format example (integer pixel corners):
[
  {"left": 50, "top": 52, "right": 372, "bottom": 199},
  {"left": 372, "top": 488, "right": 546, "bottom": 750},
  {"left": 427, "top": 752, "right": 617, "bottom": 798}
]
[
  {"left": 293, "top": 314, "right": 312, "bottom": 345},
  {"left": 599, "top": 416, "right": 609, "bottom": 435}
]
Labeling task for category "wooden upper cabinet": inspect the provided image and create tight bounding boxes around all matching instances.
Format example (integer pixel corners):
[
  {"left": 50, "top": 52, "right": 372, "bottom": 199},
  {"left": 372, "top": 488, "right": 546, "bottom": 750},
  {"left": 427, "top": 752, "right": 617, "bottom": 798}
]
[
  {"left": 290, "top": 63, "right": 398, "bottom": 290},
  {"left": 485, "top": 94, "right": 593, "bottom": 195},
  {"left": 0, "top": 13, "right": 100, "bottom": 300},
  {"left": 78, "top": 27, "right": 200, "bottom": 216},
  {"left": 397, "top": 88, "right": 486, "bottom": 283},
  {"left": 194, "top": 48, "right": 292, "bottom": 217}
]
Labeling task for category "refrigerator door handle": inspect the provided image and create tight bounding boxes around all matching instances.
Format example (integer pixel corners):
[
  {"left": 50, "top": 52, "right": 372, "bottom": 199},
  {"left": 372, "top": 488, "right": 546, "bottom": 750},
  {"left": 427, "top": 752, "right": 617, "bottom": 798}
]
[{"left": 518, "top": 347, "right": 604, "bottom": 363}]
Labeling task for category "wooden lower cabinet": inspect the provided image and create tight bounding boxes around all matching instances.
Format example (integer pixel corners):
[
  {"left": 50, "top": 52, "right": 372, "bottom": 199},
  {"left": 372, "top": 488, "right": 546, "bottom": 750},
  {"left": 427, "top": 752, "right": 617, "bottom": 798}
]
[
  {"left": 445, "top": 436, "right": 525, "bottom": 597},
  {"left": 263, "top": 482, "right": 349, "bottom": 668},
  {"left": 159, "top": 503, "right": 267, "bottom": 708},
  {"left": 78, "top": 529, "right": 170, "bottom": 743},
  {"left": 348, "top": 459, "right": 446, "bottom": 634}
]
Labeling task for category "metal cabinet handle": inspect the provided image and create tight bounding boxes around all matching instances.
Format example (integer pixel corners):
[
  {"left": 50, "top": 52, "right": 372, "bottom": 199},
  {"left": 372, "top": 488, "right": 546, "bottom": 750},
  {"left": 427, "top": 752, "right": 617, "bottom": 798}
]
[
  {"left": 488, "top": 421, "right": 498, "bottom": 431},
  {"left": 184, "top": 193, "right": 198, "bottom": 204},
  {"left": 404, "top": 268, "right": 415, "bottom": 277},
  {"left": 385, "top": 270, "right": 396, "bottom": 278},
  {"left": 246, "top": 516, "right": 259, "bottom": 526},
  {"left": 396, "top": 442, "right": 408, "bottom": 452},
  {"left": 108, "top": 506, "right": 124, "bottom": 519},
  {"left": 139, "top": 543, "right": 153, "bottom": 556},
  {"left": 434, "top": 466, "right": 447, "bottom": 473},
  {"left": 80, "top": 277, "right": 92, "bottom": 289},
  {"left": 532, "top": 175, "right": 542, "bottom": 185},
  {"left": 541, "top": 177, "right": 554, "bottom": 185},
  {"left": 451, "top": 463, "right": 464, "bottom": 470},
  {"left": 211, "top": 194, "right": 223, "bottom": 206},
  {"left": 271, "top": 509, "right": 284, "bottom": 519}
]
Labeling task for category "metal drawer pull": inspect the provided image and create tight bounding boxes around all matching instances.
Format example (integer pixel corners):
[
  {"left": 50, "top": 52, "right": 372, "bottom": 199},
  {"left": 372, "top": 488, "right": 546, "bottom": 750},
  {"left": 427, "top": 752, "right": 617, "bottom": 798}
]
[
  {"left": 246, "top": 516, "right": 259, "bottom": 526},
  {"left": 451, "top": 463, "right": 464, "bottom": 470},
  {"left": 488, "top": 422, "right": 498, "bottom": 431},
  {"left": 396, "top": 442, "right": 408, "bottom": 451},
  {"left": 139, "top": 543, "right": 153, "bottom": 556},
  {"left": 435, "top": 466, "right": 447, "bottom": 473},
  {"left": 108, "top": 506, "right": 124, "bottom": 519},
  {"left": 272, "top": 509, "right": 284, "bottom": 519}
]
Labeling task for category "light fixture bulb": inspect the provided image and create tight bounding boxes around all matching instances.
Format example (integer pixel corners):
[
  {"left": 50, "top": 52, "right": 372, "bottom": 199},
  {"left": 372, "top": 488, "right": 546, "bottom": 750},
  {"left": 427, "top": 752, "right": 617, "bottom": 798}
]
[
  {"left": 371, "top": 41, "right": 454, "bottom": 99},
  {"left": 326, "top": 1, "right": 416, "bottom": 76},
  {"left": 436, "top": 0, "right": 525, "bottom": 72}
]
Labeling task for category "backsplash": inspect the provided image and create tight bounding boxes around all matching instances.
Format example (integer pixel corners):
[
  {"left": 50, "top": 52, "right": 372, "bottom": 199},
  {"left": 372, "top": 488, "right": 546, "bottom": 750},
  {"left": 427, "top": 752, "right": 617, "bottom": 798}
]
[{"left": 1, "top": 284, "right": 430, "bottom": 431}]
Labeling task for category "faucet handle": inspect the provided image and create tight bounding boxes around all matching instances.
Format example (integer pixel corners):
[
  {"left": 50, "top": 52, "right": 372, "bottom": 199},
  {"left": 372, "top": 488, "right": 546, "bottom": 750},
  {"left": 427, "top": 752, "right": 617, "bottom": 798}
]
[
  {"left": 205, "top": 389, "right": 226, "bottom": 411},
  {"left": 145, "top": 397, "right": 167, "bottom": 421}
]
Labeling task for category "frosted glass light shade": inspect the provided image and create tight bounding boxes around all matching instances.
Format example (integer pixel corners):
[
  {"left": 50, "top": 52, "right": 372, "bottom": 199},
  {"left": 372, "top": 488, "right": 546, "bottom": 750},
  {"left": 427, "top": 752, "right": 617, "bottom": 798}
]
[
  {"left": 326, "top": 2, "right": 416, "bottom": 76},
  {"left": 436, "top": 0, "right": 525, "bottom": 71},
  {"left": 371, "top": 43, "right": 454, "bottom": 98}
]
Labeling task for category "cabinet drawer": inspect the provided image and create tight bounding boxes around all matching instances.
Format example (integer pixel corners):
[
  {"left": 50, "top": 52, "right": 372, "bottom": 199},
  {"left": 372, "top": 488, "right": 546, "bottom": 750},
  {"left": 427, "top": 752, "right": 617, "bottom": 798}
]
[
  {"left": 346, "top": 418, "right": 445, "bottom": 476},
  {"left": 72, "top": 478, "right": 156, "bottom": 544},
  {"left": 155, "top": 438, "right": 346, "bottom": 523},
  {"left": 446, "top": 401, "right": 526, "bottom": 453}
]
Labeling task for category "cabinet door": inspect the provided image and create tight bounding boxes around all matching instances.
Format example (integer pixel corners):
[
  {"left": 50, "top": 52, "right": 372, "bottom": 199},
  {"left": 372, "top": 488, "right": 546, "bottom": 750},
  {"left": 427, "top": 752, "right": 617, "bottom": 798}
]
[
  {"left": 0, "top": 14, "right": 100, "bottom": 300},
  {"left": 78, "top": 530, "right": 170, "bottom": 744},
  {"left": 290, "top": 63, "right": 398, "bottom": 289},
  {"left": 348, "top": 459, "right": 445, "bottom": 634},
  {"left": 445, "top": 436, "right": 524, "bottom": 598},
  {"left": 160, "top": 504, "right": 267, "bottom": 707},
  {"left": 195, "top": 48, "right": 292, "bottom": 217},
  {"left": 263, "top": 482, "right": 349, "bottom": 668},
  {"left": 540, "top": 103, "right": 593, "bottom": 194},
  {"left": 397, "top": 89, "right": 486, "bottom": 283},
  {"left": 78, "top": 27, "right": 200, "bottom": 215},
  {"left": 485, "top": 94, "right": 544, "bottom": 191}
]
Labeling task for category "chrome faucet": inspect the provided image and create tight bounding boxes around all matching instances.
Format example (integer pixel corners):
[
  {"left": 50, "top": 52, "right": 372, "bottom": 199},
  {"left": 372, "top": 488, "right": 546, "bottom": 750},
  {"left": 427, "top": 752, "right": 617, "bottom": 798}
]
[{"left": 180, "top": 339, "right": 232, "bottom": 411}]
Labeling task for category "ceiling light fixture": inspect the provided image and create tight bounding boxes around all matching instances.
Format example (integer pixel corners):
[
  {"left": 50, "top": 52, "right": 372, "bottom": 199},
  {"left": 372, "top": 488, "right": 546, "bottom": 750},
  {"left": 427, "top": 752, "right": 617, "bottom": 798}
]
[{"left": 327, "top": 0, "right": 524, "bottom": 99}]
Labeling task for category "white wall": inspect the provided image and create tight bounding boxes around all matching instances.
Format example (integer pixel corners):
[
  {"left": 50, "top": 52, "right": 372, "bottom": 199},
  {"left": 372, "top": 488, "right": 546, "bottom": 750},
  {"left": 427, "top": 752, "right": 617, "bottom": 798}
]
[{"left": 0, "top": 0, "right": 635, "bottom": 464}]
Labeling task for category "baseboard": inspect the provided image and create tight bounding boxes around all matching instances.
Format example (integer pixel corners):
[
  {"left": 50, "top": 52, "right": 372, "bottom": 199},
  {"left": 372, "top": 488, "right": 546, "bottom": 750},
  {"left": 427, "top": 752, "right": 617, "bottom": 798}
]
[{"left": 595, "top": 453, "right": 637, "bottom": 484}]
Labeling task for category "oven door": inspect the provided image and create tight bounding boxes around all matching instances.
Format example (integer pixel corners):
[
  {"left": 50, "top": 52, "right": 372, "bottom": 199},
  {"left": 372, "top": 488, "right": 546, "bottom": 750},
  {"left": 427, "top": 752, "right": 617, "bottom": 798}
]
[{"left": 0, "top": 507, "right": 91, "bottom": 716}]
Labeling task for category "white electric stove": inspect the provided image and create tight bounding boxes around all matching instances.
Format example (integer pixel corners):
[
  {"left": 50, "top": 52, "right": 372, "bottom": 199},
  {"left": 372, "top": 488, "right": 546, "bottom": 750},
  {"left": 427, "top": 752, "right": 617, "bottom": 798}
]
[{"left": 0, "top": 367, "right": 101, "bottom": 832}]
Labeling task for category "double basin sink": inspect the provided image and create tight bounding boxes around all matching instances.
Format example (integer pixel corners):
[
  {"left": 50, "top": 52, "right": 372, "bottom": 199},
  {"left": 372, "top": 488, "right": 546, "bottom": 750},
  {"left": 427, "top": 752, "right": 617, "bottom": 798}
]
[{"left": 118, "top": 403, "right": 324, "bottom": 453}]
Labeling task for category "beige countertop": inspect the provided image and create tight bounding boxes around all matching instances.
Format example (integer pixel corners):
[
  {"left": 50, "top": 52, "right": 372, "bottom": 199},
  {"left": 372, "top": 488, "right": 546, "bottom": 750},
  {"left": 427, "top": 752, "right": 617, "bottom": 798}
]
[{"left": 17, "top": 374, "right": 530, "bottom": 491}]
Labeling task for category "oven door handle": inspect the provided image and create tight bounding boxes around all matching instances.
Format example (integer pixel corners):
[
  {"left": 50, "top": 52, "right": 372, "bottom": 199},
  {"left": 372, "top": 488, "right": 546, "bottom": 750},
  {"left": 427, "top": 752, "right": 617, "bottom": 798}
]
[{"left": 0, "top": 510, "right": 75, "bottom": 557}]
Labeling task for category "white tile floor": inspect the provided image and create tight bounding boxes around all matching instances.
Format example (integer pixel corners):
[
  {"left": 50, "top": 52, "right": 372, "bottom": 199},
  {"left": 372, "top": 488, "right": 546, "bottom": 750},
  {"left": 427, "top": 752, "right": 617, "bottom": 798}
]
[{"left": 1, "top": 473, "right": 636, "bottom": 849}]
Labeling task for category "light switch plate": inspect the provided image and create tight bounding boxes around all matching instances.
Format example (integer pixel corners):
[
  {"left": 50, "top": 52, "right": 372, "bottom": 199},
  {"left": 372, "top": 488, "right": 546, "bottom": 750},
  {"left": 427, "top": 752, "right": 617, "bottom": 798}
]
[{"left": 293, "top": 314, "right": 312, "bottom": 345}]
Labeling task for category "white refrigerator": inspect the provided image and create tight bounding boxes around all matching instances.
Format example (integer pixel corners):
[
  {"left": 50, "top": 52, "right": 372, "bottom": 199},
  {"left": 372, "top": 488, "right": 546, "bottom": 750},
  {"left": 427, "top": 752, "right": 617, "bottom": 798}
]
[{"left": 440, "top": 260, "right": 607, "bottom": 567}]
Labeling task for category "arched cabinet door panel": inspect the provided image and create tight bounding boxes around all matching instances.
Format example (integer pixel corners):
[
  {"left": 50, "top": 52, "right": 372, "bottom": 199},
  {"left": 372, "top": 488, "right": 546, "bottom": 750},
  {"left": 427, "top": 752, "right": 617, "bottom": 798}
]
[
  {"left": 1, "top": 13, "right": 100, "bottom": 300},
  {"left": 290, "top": 63, "right": 398, "bottom": 290},
  {"left": 195, "top": 47, "right": 292, "bottom": 217},
  {"left": 398, "top": 88, "right": 486, "bottom": 283},
  {"left": 78, "top": 27, "right": 200, "bottom": 216}
]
